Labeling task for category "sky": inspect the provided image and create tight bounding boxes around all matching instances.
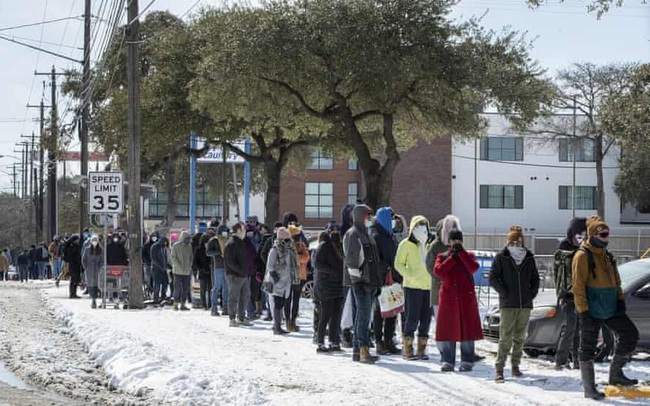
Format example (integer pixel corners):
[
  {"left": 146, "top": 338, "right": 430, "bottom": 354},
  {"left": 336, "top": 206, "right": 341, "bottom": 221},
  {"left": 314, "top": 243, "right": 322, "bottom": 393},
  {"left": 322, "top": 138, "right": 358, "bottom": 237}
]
[{"left": 0, "top": 0, "right": 648, "bottom": 193}]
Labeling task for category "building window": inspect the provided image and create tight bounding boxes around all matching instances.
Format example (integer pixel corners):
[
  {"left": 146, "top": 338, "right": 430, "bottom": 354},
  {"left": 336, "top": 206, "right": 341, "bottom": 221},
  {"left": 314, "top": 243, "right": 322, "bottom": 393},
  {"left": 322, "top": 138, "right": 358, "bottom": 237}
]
[
  {"left": 348, "top": 158, "right": 358, "bottom": 171},
  {"left": 305, "top": 182, "right": 334, "bottom": 218},
  {"left": 480, "top": 137, "right": 524, "bottom": 161},
  {"left": 559, "top": 186, "right": 597, "bottom": 210},
  {"left": 348, "top": 182, "right": 358, "bottom": 205},
  {"left": 559, "top": 138, "right": 596, "bottom": 162},
  {"left": 309, "top": 150, "right": 333, "bottom": 170},
  {"left": 480, "top": 185, "right": 524, "bottom": 209},
  {"left": 148, "top": 190, "right": 222, "bottom": 218}
]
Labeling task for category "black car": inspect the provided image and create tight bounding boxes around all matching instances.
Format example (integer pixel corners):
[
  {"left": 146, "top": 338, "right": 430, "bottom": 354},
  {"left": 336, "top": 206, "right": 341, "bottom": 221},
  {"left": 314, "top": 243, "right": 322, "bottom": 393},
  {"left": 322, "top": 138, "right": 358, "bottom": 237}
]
[{"left": 482, "top": 259, "right": 650, "bottom": 356}]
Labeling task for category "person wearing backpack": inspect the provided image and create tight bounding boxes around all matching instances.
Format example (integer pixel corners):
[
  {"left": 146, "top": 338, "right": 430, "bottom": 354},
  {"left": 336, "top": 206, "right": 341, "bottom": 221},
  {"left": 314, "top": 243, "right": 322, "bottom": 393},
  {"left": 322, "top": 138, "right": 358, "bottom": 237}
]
[
  {"left": 553, "top": 217, "right": 586, "bottom": 370},
  {"left": 573, "top": 216, "right": 639, "bottom": 400},
  {"left": 489, "top": 226, "right": 539, "bottom": 383}
]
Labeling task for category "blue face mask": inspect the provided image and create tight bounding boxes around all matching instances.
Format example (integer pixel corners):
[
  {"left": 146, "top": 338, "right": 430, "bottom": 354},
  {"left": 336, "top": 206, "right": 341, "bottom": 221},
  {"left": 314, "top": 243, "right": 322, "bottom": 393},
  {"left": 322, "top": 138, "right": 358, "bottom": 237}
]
[{"left": 589, "top": 236, "right": 608, "bottom": 248}]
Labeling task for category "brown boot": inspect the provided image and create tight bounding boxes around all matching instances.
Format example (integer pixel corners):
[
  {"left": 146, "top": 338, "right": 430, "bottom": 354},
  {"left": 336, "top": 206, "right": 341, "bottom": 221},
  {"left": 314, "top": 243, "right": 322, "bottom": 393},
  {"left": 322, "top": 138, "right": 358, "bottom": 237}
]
[
  {"left": 512, "top": 365, "right": 523, "bottom": 377},
  {"left": 402, "top": 336, "right": 416, "bottom": 360},
  {"left": 376, "top": 341, "right": 389, "bottom": 355},
  {"left": 495, "top": 367, "right": 505, "bottom": 383},
  {"left": 286, "top": 319, "right": 294, "bottom": 332},
  {"left": 291, "top": 318, "right": 300, "bottom": 332},
  {"left": 360, "top": 346, "right": 378, "bottom": 364},
  {"left": 416, "top": 337, "right": 430, "bottom": 360}
]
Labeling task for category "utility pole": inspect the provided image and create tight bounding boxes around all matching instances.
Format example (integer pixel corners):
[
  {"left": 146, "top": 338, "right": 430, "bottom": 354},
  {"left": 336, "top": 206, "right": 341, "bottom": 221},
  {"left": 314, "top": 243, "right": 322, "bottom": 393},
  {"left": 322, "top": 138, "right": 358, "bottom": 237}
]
[
  {"left": 126, "top": 0, "right": 143, "bottom": 309},
  {"left": 27, "top": 97, "right": 46, "bottom": 241},
  {"left": 221, "top": 142, "right": 228, "bottom": 223},
  {"left": 80, "top": 0, "right": 91, "bottom": 236},
  {"left": 572, "top": 95, "right": 577, "bottom": 219}
]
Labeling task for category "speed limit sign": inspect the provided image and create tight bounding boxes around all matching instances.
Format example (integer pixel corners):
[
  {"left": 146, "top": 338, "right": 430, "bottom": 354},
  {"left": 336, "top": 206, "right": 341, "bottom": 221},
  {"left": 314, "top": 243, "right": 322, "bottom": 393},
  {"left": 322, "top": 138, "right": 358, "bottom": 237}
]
[{"left": 88, "top": 172, "right": 124, "bottom": 214}]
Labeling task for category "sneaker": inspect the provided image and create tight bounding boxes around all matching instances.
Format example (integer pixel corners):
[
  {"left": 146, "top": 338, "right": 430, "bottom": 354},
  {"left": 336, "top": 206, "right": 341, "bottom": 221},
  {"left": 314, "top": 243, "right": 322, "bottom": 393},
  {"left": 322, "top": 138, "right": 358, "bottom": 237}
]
[
  {"left": 229, "top": 319, "right": 239, "bottom": 327},
  {"left": 239, "top": 319, "right": 254, "bottom": 327},
  {"left": 180, "top": 305, "right": 190, "bottom": 311},
  {"left": 459, "top": 364, "right": 473, "bottom": 372},
  {"left": 441, "top": 363, "right": 454, "bottom": 372},
  {"left": 211, "top": 309, "right": 220, "bottom": 317},
  {"left": 316, "top": 345, "right": 330, "bottom": 354},
  {"left": 329, "top": 344, "right": 343, "bottom": 352}
]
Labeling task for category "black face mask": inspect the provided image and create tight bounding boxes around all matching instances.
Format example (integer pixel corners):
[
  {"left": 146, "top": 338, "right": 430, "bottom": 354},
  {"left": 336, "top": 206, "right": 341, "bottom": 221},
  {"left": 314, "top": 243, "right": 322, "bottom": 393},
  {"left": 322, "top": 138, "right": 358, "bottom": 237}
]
[
  {"left": 590, "top": 236, "right": 608, "bottom": 248},
  {"left": 330, "top": 233, "right": 341, "bottom": 242}
]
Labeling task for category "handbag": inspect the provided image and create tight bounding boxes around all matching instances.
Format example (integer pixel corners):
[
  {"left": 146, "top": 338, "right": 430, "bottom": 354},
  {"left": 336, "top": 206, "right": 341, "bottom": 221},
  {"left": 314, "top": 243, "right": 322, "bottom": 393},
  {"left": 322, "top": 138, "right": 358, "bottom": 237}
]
[{"left": 378, "top": 269, "right": 405, "bottom": 318}]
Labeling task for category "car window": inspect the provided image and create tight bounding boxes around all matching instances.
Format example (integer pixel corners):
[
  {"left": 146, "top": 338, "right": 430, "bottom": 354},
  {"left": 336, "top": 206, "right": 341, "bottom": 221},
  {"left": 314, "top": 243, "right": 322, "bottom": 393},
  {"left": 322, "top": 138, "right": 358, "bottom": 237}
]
[{"left": 618, "top": 261, "right": 650, "bottom": 291}]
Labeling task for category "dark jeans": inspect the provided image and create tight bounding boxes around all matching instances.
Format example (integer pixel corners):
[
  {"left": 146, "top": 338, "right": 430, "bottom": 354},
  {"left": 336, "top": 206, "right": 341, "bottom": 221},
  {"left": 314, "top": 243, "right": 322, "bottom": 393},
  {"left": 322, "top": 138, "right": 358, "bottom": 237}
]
[
  {"left": 555, "top": 299, "right": 579, "bottom": 366},
  {"left": 19, "top": 265, "right": 28, "bottom": 282},
  {"left": 373, "top": 296, "right": 397, "bottom": 343},
  {"left": 318, "top": 297, "right": 343, "bottom": 346},
  {"left": 89, "top": 286, "right": 99, "bottom": 300},
  {"left": 579, "top": 312, "right": 639, "bottom": 362},
  {"left": 404, "top": 287, "right": 432, "bottom": 339},
  {"left": 227, "top": 275, "right": 250, "bottom": 321},
  {"left": 284, "top": 283, "right": 303, "bottom": 321},
  {"left": 152, "top": 268, "right": 168, "bottom": 300},
  {"left": 274, "top": 296, "right": 285, "bottom": 309},
  {"left": 173, "top": 274, "right": 191, "bottom": 304},
  {"left": 199, "top": 278, "right": 213, "bottom": 309},
  {"left": 69, "top": 272, "right": 81, "bottom": 297},
  {"left": 352, "top": 283, "right": 372, "bottom": 350}
]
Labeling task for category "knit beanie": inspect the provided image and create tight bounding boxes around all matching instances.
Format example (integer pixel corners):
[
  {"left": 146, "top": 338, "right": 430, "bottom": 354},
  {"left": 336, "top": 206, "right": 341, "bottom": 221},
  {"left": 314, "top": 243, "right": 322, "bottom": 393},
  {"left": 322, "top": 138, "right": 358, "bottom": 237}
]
[
  {"left": 586, "top": 215, "right": 609, "bottom": 238},
  {"left": 448, "top": 229, "right": 463, "bottom": 242},
  {"left": 506, "top": 225, "right": 525, "bottom": 246},
  {"left": 276, "top": 227, "right": 291, "bottom": 240}
]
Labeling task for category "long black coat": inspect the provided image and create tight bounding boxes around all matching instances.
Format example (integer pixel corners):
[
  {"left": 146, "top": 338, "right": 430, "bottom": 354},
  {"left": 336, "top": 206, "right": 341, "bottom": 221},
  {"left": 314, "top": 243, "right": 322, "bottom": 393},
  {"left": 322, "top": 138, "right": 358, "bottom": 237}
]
[
  {"left": 193, "top": 246, "right": 212, "bottom": 281},
  {"left": 64, "top": 242, "right": 82, "bottom": 275},
  {"left": 489, "top": 248, "right": 540, "bottom": 309},
  {"left": 370, "top": 225, "right": 401, "bottom": 284},
  {"left": 314, "top": 237, "right": 344, "bottom": 301}
]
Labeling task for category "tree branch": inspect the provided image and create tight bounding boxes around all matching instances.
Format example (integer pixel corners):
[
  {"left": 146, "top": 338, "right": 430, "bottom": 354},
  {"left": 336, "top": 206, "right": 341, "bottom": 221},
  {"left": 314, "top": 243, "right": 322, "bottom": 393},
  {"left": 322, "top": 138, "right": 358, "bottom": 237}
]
[
  {"left": 258, "top": 76, "right": 329, "bottom": 119},
  {"left": 353, "top": 110, "right": 382, "bottom": 121},
  {"left": 603, "top": 137, "right": 616, "bottom": 157},
  {"left": 223, "top": 141, "right": 266, "bottom": 164}
]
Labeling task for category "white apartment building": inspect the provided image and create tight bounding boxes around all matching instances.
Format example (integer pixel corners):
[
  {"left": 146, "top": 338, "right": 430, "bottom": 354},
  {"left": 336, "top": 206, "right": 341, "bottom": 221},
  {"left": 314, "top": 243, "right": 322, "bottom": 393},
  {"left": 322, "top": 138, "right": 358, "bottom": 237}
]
[{"left": 452, "top": 115, "right": 650, "bottom": 237}]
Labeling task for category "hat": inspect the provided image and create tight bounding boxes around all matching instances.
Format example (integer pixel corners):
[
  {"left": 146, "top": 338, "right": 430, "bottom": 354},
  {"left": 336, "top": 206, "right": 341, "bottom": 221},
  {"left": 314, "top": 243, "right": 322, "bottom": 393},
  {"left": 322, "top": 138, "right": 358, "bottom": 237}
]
[
  {"left": 586, "top": 215, "right": 609, "bottom": 238},
  {"left": 448, "top": 229, "right": 463, "bottom": 242},
  {"left": 288, "top": 225, "right": 302, "bottom": 237},
  {"left": 506, "top": 225, "right": 525, "bottom": 246},
  {"left": 276, "top": 227, "right": 291, "bottom": 240}
]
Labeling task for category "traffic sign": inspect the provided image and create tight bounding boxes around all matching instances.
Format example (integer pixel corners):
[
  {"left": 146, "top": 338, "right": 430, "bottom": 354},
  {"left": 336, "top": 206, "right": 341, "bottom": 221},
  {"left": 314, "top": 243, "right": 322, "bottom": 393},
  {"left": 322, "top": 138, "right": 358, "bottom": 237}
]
[{"left": 89, "top": 172, "right": 124, "bottom": 214}]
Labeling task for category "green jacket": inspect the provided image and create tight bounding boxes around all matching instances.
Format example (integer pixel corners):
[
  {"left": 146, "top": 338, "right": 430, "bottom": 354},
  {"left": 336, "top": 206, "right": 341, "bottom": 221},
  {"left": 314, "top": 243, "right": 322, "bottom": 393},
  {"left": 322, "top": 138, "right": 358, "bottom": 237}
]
[
  {"left": 395, "top": 215, "right": 432, "bottom": 291},
  {"left": 171, "top": 231, "right": 194, "bottom": 276}
]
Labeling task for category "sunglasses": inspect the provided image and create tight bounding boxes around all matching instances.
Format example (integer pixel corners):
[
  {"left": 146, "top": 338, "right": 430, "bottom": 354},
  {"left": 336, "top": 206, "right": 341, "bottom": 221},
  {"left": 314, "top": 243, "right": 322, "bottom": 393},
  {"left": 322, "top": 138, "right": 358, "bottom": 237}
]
[{"left": 599, "top": 232, "right": 610, "bottom": 238}]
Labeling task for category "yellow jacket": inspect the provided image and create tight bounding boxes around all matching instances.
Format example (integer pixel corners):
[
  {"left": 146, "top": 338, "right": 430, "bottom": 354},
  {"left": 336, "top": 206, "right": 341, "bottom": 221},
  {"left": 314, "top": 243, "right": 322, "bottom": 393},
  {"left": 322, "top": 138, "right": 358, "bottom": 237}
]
[{"left": 394, "top": 215, "right": 431, "bottom": 290}]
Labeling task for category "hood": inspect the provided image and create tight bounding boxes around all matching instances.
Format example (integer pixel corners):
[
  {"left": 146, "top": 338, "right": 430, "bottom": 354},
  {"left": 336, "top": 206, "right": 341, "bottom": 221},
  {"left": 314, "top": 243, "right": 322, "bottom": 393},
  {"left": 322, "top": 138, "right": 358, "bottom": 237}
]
[
  {"left": 282, "top": 212, "right": 299, "bottom": 227},
  {"left": 566, "top": 217, "right": 587, "bottom": 240},
  {"left": 156, "top": 236, "right": 169, "bottom": 246},
  {"left": 435, "top": 219, "right": 444, "bottom": 240},
  {"left": 217, "top": 225, "right": 229, "bottom": 235},
  {"left": 352, "top": 205, "right": 373, "bottom": 229},
  {"left": 408, "top": 215, "right": 430, "bottom": 238},
  {"left": 440, "top": 215, "right": 462, "bottom": 245},
  {"left": 341, "top": 204, "right": 355, "bottom": 233},
  {"left": 180, "top": 231, "right": 191, "bottom": 242},
  {"left": 394, "top": 214, "right": 407, "bottom": 232},
  {"left": 375, "top": 207, "right": 393, "bottom": 235}
]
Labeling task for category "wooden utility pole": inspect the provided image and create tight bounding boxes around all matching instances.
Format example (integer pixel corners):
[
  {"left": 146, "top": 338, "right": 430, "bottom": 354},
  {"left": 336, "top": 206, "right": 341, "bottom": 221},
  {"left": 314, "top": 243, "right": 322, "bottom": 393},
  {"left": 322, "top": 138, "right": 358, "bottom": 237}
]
[
  {"left": 126, "top": 0, "right": 143, "bottom": 309},
  {"left": 80, "top": 0, "right": 91, "bottom": 236}
]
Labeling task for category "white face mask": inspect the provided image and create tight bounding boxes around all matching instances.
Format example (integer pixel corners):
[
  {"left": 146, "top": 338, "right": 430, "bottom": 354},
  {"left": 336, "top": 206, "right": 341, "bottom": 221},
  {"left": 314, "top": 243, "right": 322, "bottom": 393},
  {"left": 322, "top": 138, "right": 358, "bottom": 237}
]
[
  {"left": 391, "top": 219, "right": 397, "bottom": 229},
  {"left": 113, "top": 238, "right": 118, "bottom": 243},
  {"left": 575, "top": 233, "right": 585, "bottom": 244},
  {"left": 91, "top": 241, "right": 98, "bottom": 247},
  {"left": 221, "top": 232, "right": 229, "bottom": 238},
  {"left": 417, "top": 225, "right": 427, "bottom": 233},
  {"left": 151, "top": 237, "right": 158, "bottom": 243},
  {"left": 364, "top": 219, "right": 373, "bottom": 228}
]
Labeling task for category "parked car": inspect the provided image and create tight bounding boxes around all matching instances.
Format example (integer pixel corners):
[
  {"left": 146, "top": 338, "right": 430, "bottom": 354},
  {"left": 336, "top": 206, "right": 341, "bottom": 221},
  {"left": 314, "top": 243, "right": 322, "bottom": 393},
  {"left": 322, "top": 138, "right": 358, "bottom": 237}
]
[
  {"left": 482, "top": 258, "right": 650, "bottom": 356},
  {"left": 6, "top": 265, "right": 18, "bottom": 281}
]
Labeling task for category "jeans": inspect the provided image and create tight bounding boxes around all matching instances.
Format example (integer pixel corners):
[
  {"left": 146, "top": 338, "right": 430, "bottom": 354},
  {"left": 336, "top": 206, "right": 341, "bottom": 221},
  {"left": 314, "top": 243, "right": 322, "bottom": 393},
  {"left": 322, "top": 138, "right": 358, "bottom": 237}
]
[
  {"left": 579, "top": 312, "right": 639, "bottom": 362},
  {"left": 403, "top": 287, "right": 432, "bottom": 339},
  {"left": 211, "top": 268, "right": 228, "bottom": 312},
  {"left": 199, "top": 278, "right": 213, "bottom": 309},
  {"left": 496, "top": 308, "right": 532, "bottom": 368},
  {"left": 19, "top": 265, "right": 28, "bottom": 282},
  {"left": 51, "top": 258, "right": 62, "bottom": 279},
  {"left": 372, "top": 297, "right": 397, "bottom": 343},
  {"left": 227, "top": 274, "right": 250, "bottom": 321},
  {"left": 555, "top": 299, "right": 579, "bottom": 366},
  {"left": 173, "top": 274, "right": 191, "bottom": 304},
  {"left": 318, "top": 297, "right": 343, "bottom": 346},
  {"left": 152, "top": 267, "right": 168, "bottom": 300},
  {"left": 438, "top": 340, "right": 475, "bottom": 367},
  {"left": 284, "top": 283, "right": 303, "bottom": 322},
  {"left": 352, "top": 283, "right": 372, "bottom": 351}
]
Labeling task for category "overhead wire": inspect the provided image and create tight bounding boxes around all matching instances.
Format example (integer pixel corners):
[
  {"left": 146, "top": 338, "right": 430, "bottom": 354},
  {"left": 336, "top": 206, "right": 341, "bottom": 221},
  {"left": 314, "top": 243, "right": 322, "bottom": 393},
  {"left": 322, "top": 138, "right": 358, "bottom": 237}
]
[{"left": 0, "top": 16, "right": 82, "bottom": 33}]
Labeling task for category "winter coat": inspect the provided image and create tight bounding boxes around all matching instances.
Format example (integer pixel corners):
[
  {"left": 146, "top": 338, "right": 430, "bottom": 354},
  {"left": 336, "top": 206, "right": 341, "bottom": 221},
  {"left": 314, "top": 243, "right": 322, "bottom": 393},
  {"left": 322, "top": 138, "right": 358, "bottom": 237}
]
[
  {"left": 206, "top": 236, "right": 226, "bottom": 269},
  {"left": 170, "top": 232, "right": 194, "bottom": 276},
  {"left": 572, "top": 241, "right": 624, "bottom": 320},
  {"left": 395, "top": 216, "right": 432, "bottom": 291},
  {"left": 434, "top": 249, "right": 483, "bottom": 342},
  {"left": 150, "top": 238, "right": 169, "bottom": 273},
  {"left": 142, "top": 240, "right": 154, "bottom": 266},
  {"left": 266, "top": 240, "right": 299, "bottom": 298},
  {"left": 295, "top": 241, "right": 310, "bottom": 283},
  {"left": 64, "top": 242, "right": 82, "bottom": 275},
  {"left": 370, "top": 223, "right": 401, "bottom": 285},
  {"left": 49, "top": 242, "right": 60, "bottom": 260},
  {"left": 425, "top": 220, "right": 447, "bottom": 306},
  {"left": 106, "top": 241, "right": 128, "bottom": 266},
  {"left": 16, "top": 252, "right": 29, "bottom": 267},
  {"left": 244, "top": 238, "right": 258, "bottom": 277},
  {"left": 224, "top": 235, "right": 248, "bottom": 278},
  {"left": 28, "top": 247, "right": 38, "bottom": 264},
  {"left": 314, "top": 236, "right": 345, "bottom": 301},
  {"left": 489, "top": 247, "right": 540, "bottom": 309},
  {"left": 82, "top": 246, "right": 103, "bottom": 287},
  {"left": 340, "top": 204, "right": 354, "bottom": 236},
  {"left": 36, "top": 244, "right": 49, "bottom": 262},
  {"left": 0, "top": 255, "right": 8, "bottom": 272},
  {"left": 193, "top": 246, "right": 212, "bottom": 280},
  {"left": 342, "top": 205, "right": 382, "bottom": 288},
  {"left": 259, "top": 234, "right": 275, "bottom": 267},
  {"left": 392, "top": 214, "right": 409, "bottom": 243}
]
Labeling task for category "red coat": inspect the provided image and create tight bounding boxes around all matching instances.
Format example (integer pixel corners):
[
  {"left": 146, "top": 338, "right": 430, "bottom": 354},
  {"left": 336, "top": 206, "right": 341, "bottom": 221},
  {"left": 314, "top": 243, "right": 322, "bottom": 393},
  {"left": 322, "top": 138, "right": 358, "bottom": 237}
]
[{"left": 434, "top": 249, "right": 483, "bottom": 342}]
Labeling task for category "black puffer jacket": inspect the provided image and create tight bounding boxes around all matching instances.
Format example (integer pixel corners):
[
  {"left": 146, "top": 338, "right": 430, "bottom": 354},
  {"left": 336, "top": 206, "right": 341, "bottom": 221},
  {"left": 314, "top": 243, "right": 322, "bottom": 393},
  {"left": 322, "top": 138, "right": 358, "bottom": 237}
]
[
  {"left": 489, "top": 247, "right": 540, "bottom": 309},
  {"left": 193, "top": 245, "right": 212, "bottom": 280},
  {"left": 314, "top": 235, "right": 344, "bottom": 301},
  {"left": 370, "top": 224, "right": 401, "bottom": 284}
]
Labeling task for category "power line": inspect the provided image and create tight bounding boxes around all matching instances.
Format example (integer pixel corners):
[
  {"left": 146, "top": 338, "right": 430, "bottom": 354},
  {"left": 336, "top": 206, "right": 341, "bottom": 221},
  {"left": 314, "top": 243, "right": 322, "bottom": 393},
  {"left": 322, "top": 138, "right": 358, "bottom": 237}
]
[
  {"left": 138, "top": 0, "right": 202, "bottom": 43},
  {"left": 57, "top": 0, "right": 78, "bottom": 55},
  {"left": 0, "top": 33, "right": 82, "bottom": 50},
  {"left": 452, "top": 153, "right": 619, "bottom": 169},
  {"left": 0, "top": 15, "right": 83, "bottom": 33}
]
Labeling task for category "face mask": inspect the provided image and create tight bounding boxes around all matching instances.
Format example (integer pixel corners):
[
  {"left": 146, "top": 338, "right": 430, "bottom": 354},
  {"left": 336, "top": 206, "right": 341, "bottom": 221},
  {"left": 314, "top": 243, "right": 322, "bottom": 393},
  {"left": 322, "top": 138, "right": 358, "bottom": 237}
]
[
  {"left": 417, "top": 225, "right": 427, "bottom": 233},
  {"left": 246, "top": 232, "right": 254, "bottom": 238},
  {"left": 151, "top": 237, "right": 158, "bottom": 243},
  {"left": 575, "top": 233, "right": 585, "bottom": 245},
  {"left": 113, "top": 238, "right": 119, "bottom": 243},
  {"left": 391, "top": 220, "right": 397, "bottom": 229},
  {"left": 91, "top": 241, "right": 98, "bottom": 247},
  {"left": 364, "top": 219, "right": 373, "bottom": 228},
  {"left": 183, "top": 237, "right": 191, "bottom": 244},
  {"left": 589, "top": 236, "right": 608, "bottom": 248},
  {"left": 83, "top": 232, "right": 89, "bottom": 238},
  {"left": 221, "top": 232, "right": 229, "bottom": 238}
]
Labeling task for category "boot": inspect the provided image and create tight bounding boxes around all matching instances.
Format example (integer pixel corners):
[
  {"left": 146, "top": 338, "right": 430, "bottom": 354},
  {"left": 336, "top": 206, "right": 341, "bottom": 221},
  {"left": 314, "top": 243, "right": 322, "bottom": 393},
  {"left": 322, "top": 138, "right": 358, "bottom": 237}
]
[
  {"left": 580, "top": 361, "right": 605, "bottom": 400},
  {"left": 352, "top": 349, "right": 360, "bottom": 362},
  {"left": 286, "top": 319, "right": 294, "bottom": 332},
  {"left": 359, "top": 346, "right": 378, "bottom": 364},
  {"left": 291, "top": 318, "right": 300, "bottom": 332},
  {"left": 384, "top": 339, "right": 401, "bottom": 355},
  {"left": 609, "top": 354, "right": 638, "bottom": 386},
  {"left": 495, "top": 367, "right": 505, "bottom": 383},
  {"left": 255, "top": 301, "right": 263, "bottom": 315},
  {"left": 342, "top": 329, "right": 353, "bottom": 348},
  {"left": 173, "top": 302, "right": 179, "bottom": 311},
  {"left": 91, "top": 299, "right": 97, "bottom": 309},
  {"left": 375, "top": 341, "right": 389, "bottom": 356},
  {"left": 402, "top": 336, "right": 416, "bottom": 360},
  {"left": 153, "top": 292, "right": 159, "bottom": 304},
  {"left": 416, "top": 337, "right": 430, "bottom": 360},
  {"left": 512, "top": 365, "right": 523, "bottom": 377},
  {"left": 273, "top": 309, "right": 288, "bottom": 335}
]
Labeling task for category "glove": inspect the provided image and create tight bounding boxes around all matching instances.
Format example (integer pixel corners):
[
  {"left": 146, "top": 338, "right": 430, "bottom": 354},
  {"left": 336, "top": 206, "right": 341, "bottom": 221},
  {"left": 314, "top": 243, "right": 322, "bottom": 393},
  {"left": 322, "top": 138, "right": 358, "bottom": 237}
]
[
  {"left": 452, "top": 243, "right": 463, "bottom": 253},
  {"left": 270, "top": 271, "right": 280, "bottom": 282},
  {"left": 616, "top": 300, "right": 626, "bottom": 315},
  {"left": 578, "top": 311, "right": 592, "bottom": 324}
]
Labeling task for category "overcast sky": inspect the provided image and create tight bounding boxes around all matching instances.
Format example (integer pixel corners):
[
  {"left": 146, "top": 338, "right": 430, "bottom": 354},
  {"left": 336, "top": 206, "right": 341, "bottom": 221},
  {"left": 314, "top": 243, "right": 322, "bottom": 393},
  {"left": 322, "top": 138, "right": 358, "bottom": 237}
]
[{"left": 0, "top": 0, "right": 648, "bottom": 192}]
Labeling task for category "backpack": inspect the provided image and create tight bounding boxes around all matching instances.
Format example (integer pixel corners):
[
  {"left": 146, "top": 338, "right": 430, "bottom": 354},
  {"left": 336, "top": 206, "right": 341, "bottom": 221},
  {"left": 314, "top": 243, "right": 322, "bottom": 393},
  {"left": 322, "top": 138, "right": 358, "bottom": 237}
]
[{"left": 554, "top": 247, "right": 615, "bottom": 300}]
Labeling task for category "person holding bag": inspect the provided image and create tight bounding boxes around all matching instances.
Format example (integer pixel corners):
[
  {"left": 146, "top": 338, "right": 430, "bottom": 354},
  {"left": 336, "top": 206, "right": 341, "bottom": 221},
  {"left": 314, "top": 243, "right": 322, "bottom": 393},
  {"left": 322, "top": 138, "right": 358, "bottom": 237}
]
[{"left": 265, "top": 227, "right": 299, "bottom": 335}]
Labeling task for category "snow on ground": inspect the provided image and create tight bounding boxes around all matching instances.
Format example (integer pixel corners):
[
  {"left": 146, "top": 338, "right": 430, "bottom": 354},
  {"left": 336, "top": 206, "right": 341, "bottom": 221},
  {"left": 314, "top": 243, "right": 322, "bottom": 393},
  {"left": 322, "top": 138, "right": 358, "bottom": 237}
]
[{"left": 39, "top": 283, "right": 650, "bottom": 406}]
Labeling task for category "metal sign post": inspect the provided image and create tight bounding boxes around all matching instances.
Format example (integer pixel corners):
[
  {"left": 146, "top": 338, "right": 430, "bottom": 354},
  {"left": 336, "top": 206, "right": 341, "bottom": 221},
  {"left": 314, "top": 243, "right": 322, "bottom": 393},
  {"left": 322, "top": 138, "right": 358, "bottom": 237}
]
[{"left": 102, "top": 215, "right": 108, "bottom": 309}]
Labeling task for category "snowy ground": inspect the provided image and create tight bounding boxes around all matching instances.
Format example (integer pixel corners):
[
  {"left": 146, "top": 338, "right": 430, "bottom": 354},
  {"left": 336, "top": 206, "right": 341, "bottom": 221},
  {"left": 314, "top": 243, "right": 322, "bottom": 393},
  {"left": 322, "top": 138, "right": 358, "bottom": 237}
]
[{"left": 8, "top": 282, "right": 640, "bottom": 406}]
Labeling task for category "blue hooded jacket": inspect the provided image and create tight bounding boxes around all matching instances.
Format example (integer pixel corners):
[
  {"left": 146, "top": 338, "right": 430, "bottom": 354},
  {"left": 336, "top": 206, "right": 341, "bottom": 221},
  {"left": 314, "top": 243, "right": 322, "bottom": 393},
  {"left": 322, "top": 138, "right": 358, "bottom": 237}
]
[{"left": 375, "top": 207, "right": 393, "bottom": 235}]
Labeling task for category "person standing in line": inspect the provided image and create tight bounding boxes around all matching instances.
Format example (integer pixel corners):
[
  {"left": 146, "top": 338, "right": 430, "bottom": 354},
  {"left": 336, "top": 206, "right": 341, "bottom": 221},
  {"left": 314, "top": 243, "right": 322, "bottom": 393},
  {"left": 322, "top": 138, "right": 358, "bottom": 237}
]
[
  {"left": 258, "top": 222, "right": 279, "bottom": 321},
  {"left": 573, "top": 216, "right": 639, "bottom": 400},
  {"left": 17, "top": 249, "right": 29, "bottom": 282},
  {"left": 49, "top": 238, "right": 62, "bottom": 280},
  {"left": 266, "top": 227, "right": 299, "bottom": 335},
  {"left": 0, "top": 251, "right": 8, "bottom": 281},
  {"left": 434, "top": 229, "right": 482, "bottom": 372},
  {"left": 370, "top": 207, "right": 401, "bottom": 355},
  {"left": 395, "top": 215, "right": 433, "bottom": 361},
  {"left": 194, "top": 232, "right": 213, "bottom": 310},
  {"left": 150, "top": 236, "right": 170, "bottom": 304},
  {"left": 554, "top": 217, "right": 587, "bottom": 370},
  {"left": 207, "top": 225, "right": 229, "bottom": 316},
  {"left": 244, "top": 223, "right": 261, "bottom": 320},
  {"left": 225, "top": 223, "right": 252, "bottom": 327},
  {"left": 81, "top": 236, "right": 103, "bottom": 309},
  {"left": 64, "top": 236, "right": 83, "bottom": 299},
  {"left": 392, "top": 214, "right": 409, "bottom": 243},
  {"left": 142, "top": 231, "right": 159, "bottom": 294},
  {"left": 28, "top": 245, "right": 38, "bottom": 280},
  {"left": 314, "top": 230, "right": 345, "bottom": 352},
  {"left": 285, "top": 225, "right": 309, "bottom": 332},
  {"left": 343, "top": 204, "right": 382, "bottom": 364},
  {"left": 3, "top": 248, "right": 13, "bottom": 267},
  {"left": 170, "top": 231, "right": 194, "bottom": 311},
  {"left": 489, "top": 226, "right": 539, "bottom": 383}
]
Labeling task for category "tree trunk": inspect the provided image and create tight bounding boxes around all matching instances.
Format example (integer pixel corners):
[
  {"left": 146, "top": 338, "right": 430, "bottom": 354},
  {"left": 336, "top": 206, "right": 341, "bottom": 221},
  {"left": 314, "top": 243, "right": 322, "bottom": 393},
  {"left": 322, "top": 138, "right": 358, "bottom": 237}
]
[
  {"left": 595, "top": 134, "right": 605, "bottom": 219},
  {"left": 264, "top": 160, "right": 282, "bottom": 224},
  {"left": 162, "top": 157, "right": 177, "bottom": 227}
]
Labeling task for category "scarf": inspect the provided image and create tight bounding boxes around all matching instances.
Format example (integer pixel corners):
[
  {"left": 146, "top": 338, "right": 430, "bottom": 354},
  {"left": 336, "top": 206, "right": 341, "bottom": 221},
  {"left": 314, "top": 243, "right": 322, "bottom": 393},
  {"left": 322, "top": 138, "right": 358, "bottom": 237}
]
[{"left": 507, "top": 246, "right": 527, "bottom": 266}]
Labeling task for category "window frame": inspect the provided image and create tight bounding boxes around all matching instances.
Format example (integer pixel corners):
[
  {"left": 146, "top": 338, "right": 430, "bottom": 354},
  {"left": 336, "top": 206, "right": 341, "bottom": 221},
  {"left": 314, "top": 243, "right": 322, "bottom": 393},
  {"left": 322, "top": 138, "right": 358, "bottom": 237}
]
[
  {"left": 558, "top": 185, "right": 598, "bottom": 210},
  {"left": 558, "top": 138, "right": 596, "bottom": 162},
  {"left": 309, "top": 150, "right": 334, "bottom": 170},
  {"left": 479, "top": 185, "right": 524, "bottom": 209},
  {"left": 479, "top": 137, "right": 524, "bottom": 162},
  {"left": 305, "top": 182, "right": 334, "bottom": 219}
]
